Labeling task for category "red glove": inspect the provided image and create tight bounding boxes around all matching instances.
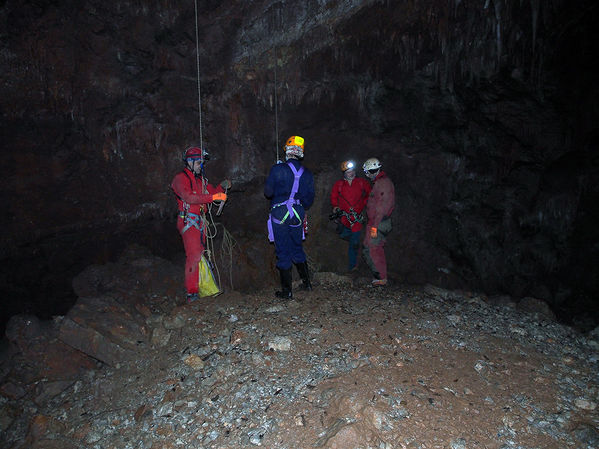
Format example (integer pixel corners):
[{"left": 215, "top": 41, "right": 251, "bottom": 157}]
[{"left": 370, "top": 227, "right": 377, "bottom": 238}]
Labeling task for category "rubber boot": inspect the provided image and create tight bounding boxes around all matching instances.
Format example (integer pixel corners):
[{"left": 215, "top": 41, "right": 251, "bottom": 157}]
[
  {"left": 295, "top": 261, "right": 313, "bottom": 291},
  {"left": 275, "top": 267, "right": 293, "bottom": 299}
]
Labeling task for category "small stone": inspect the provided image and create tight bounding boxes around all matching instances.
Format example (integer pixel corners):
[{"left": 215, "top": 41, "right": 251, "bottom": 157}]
[
  {"left": 574, "top": 398, "right": 597, "bottom": 411},
  {"left": 264, "top": 305, "right": 285, "bottom": 314},
  {"left": 151, "top": 326, "right": 171, "bottom": 347},
  {"left": 163, "top": 313, "right": 186, "bottom": 330},
  {"left": 450, "top": 438, "right": 467, "bottom": 449},
  {"left": 268, "top": 336, "right": 292, "bottom": 351},
  {"left": 474, "top": 361, "right": 486, "bottom": 372},
  {"left": 447, "top": 315, "right": 461, "bottom": 325},
  {"left": 183, "top": 354, "right": 205, "bottom": 369}
]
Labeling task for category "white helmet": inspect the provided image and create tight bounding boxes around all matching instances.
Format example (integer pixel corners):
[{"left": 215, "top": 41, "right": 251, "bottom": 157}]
[{"left": 363, "top": 157, "right": 381, "bottom": 173}]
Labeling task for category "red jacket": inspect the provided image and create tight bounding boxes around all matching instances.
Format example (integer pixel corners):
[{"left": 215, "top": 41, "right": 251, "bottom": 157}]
[
  {"left": 330, "top": 177, "right": 371, "bottom": 231},
  {"left": 171, "top": 168, "right": 222, "bottom": 215},
  {"left": 366, "top": 171, "right": 395, "bottom": 228}
]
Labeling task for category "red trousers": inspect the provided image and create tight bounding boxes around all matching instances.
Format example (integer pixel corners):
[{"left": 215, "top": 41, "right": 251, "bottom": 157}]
[
  {"left": 363, "top": 233, "right": 387, "bottom": 280},
  {"left": 177, "top": 217, "right": 205, "bottom": 294}
]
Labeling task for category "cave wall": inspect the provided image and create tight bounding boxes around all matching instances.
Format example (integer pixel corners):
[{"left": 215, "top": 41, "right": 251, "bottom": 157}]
[{"left": 1, "top": 0, "right": 598, "bottom": 326}]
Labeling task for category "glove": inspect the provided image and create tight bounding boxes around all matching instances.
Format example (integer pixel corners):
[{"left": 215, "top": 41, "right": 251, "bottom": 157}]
[
  {"left": 333, "top": 207, "right": 340, "bottom": 213},
  {"left": 370, "top": 227, "right": 377, "bottom": 238},
  {"left": 212, "top": 192, "right": 227, "bottom": 202},
  {"left": 220, "top": 179, "right": 232, "bottom": 189}
]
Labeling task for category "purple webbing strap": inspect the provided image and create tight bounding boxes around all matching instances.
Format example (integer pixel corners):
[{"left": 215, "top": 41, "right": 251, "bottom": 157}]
[{"left": 267, "top": 162, "right": 305, "bottom": 242}]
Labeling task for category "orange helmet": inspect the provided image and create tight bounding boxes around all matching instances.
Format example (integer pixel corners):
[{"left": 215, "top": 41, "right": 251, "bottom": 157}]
[
  {"left": 284, "top": 135, "right": 304, "bottom": 159},
  {"left": 340, "top": 160, "right": 355, "bottom": 172},
  {"left": 285, "top": 135, "right": 304, "bottom": 149}
]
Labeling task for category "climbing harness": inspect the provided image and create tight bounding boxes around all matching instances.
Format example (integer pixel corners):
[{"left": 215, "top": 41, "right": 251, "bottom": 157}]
[
  {"left": 341, "top": 208, "right": 365, "bottom": 226},
  {"left": 180, "top": 211, "right": 205, "bottom": 235},
  {"left": 267, "top": 161, "right": 305, "bottom": 242},
  {"left": 333, "top": 183, "right": 366, "bottom": 226}
]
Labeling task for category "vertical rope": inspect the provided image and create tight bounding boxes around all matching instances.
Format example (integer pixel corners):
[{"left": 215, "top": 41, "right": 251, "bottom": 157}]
[
  {"left": 274, "top": 45, "right": 279, "bottom": 162},
  {"left": 274, "top": 5, "right": 281, "bottom": 163},
  {"left": 194, "top": 0, "right": 203, "bottom": 155}
]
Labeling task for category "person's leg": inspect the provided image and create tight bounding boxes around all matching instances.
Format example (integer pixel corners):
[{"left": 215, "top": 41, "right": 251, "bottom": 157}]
[
  {"left": 348, "top": 230, "right": 361, "bottom": 270},
  {"left": 338, "top": 226, "right": 353, "bottom": 270},
  {"left": 181, "top": 227, "right": 205, "bottom": 297},
  {"left": 273, "top": 222, "right": 293, "bottom": 298},
  {"left": 369, "top": 242, "right": 387, "bottom": 280},
  {"left": 273, "top": 222, "right": 293, "bottom": 270},
  {"left": 362, "top": 243, "right": 379, "bottom": 279},
  {"left": 289, "top": 223, "right": 307, "bottom": 265},
  {"left": 276, "top": 266, "right": 293, "bottom": 298},
  {"left": 363, "top": 231, "right": 387, "bottom": 283},
  {"left": 288, "top": 221, "right": 312, "bottom": 291}
]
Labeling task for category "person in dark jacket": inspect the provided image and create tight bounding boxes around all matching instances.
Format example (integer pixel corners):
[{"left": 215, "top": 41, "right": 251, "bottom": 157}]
[
  {"left": 362, "top": 157, "right": 395, "bottom": 286},
  {"left": 264, "top": 135, "right": 315, "bottom": 298}
]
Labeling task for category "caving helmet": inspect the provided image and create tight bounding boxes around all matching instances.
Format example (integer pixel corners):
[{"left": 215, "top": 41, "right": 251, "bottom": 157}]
[
  {"left": 341, "top": 160, "right": 355, "bottom": 172},
  {"left": 284, "top": 135, "right": 304, "bottom": 160},
  {"left": 363, "top": 157, "right": 382, "bottom": 178},
  {"left": 183, "top": 146, "right": 210, "bottom": 163}
]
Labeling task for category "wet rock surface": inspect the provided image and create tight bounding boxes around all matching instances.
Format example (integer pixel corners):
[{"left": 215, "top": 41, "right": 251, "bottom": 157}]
[{"left": 1, "top": 254, "right": 598, "bottom": 448}]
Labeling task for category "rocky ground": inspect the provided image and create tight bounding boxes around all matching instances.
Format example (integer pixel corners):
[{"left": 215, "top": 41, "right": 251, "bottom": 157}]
[{"left": 1, "top": 247, "right": 598, "bottom": 449}]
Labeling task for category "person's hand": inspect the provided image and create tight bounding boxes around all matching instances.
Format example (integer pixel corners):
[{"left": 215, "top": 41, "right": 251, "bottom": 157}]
[
  {"left": 212, "top": 192, "right": 227, "bottom": 202},
  {"left": 220, "top": 179, "right": 232, "bottom": 189},
  {"left": 370, "top": 227, "right": 377, "bottom": 238}
]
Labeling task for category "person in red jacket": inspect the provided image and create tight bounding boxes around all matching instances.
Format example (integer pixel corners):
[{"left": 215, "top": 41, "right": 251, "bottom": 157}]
[
  {"left": 362, "top": 157, "right": 395, "bottom": 286},
  {"left": 330, "top": 160, "right": 371, "bottom": 271},
  {"left": 171, "top": 147, "right": 231, "bottom": 302}
]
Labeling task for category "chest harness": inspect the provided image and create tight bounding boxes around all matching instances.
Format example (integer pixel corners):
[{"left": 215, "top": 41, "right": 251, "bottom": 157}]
[
  {"left": 173, "top": 171, "right": 207, "bottom": 238},
  {"left": 267, "top": 162, "right": 305, "bottom": 242}
]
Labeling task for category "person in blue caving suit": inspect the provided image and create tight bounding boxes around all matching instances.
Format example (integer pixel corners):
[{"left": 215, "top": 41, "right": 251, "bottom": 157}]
[{"left": 264, "top": 135, "right": 315, "bottom": 299}]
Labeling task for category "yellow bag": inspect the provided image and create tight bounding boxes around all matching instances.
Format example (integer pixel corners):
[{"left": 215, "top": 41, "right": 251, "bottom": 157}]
[{"left": 198, "top": 255, "right": 221, "bottom": 297}]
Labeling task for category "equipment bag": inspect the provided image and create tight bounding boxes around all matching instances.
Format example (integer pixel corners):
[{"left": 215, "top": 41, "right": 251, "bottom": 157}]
[
  {"left": 378, "top": 216, "right": 393, "bottom": 236},
  {"left": 198, "top": 255, "right": 220, "bottom": 297}
]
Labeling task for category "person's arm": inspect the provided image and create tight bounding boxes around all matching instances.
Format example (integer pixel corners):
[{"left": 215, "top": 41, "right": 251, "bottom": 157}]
[
  {"left": 172, "top": 174, "right": 220, "bottom": 204},
  {"left": 206, "top": 182, "right": 224, "bottom": 195}
]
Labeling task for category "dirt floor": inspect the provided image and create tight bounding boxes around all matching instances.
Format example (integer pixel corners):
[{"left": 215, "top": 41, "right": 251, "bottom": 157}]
[{"left": 1, "top": 258, "right": 598, "bottom": 449}]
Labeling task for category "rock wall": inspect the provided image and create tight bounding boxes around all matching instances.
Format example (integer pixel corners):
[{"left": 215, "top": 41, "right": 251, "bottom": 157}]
[{"left": 1, "top": 0, "right": 598, "bottom": 327}]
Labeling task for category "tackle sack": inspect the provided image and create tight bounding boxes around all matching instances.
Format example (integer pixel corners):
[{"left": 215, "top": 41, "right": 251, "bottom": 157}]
[
  {"left": 378, "top": 216, "right": 393, "bottom": 236},
  {"left": 198, "top": 255, "right": 220, "bottom": 297}
]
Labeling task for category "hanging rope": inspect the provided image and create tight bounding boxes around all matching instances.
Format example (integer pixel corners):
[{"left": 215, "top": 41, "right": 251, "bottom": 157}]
[
  {"left": 194, "top": 0, "right": 203, "bottom": 154},
  {"left": 192, "top": 0, "right": 236, "bottom": 291},
  {"left": 274, "top": 45, "right": 280, "bottom": 162}
]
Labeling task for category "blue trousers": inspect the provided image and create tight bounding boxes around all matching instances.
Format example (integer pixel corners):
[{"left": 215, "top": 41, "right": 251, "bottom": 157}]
[
  {"left": 272, "top": 220, "right": 306, "bottom": 270},
  {"left": 338, "top": 226, "right": 361, "bottom": 270}
]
